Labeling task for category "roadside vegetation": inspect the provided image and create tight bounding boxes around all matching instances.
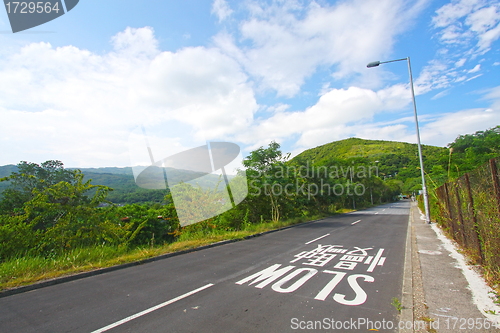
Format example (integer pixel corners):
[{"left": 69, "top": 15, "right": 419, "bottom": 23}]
[
  {"left": 0, "top": 213, "right": 332, "bottom": 291},
  {"left": 0, "top": 141, "right": 394, "bottom": 290}
]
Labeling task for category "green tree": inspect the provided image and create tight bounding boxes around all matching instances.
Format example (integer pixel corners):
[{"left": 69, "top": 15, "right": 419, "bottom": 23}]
[
  {"left": 0, "top": 170, "right": 116, "bottom": 259},
  {"left": 243, "top": 141, "right": 291, "bottom": 222},
  {"left": 0, "top": 160, "right": 76, "bottom": 214},
  {"left": 448, "top": 125, "right": 500, "bottom": 175}
]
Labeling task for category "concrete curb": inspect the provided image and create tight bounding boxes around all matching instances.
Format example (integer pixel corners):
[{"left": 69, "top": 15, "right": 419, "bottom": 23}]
[
  {"left": 400, "top": 204, "right": 414, "bottom": 332},
  {"left": 0, "top": 216, "right": 326, "bottom": 299},
  {"left": 410, "top": 205, "right": 428, "bottom": 333}
]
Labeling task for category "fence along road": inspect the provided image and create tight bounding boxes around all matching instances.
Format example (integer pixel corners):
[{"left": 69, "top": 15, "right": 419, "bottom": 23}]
[
  {"left": 0, "top": 201, "right": 410, "bottom": 332},
  {"left": 434, "top": 157, "right": 500, "bottom": 280}
]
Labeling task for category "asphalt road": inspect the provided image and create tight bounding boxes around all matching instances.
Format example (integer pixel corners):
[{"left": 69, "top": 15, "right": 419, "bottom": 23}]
[{"left": 0, "top": 201, "right": 410, "bottom": 333}]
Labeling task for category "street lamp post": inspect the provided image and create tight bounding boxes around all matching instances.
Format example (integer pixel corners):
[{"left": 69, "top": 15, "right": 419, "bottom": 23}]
[{"left": 367, "top": 57, "right": 431, "bottom": 223}]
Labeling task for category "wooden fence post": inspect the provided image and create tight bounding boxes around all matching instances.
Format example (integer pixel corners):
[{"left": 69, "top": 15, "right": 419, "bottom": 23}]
[
  {"left": 464, "top": 173, "right": 483, "bottom": 264},
  {"left": 489, "top": 159, "right": 500, "bottom": 216},
  {"left": 444, "top": 183, "right": 456, "bottom": 240},
  {"left": 454, "top": 181, "right": 467, "bottom": 247}
]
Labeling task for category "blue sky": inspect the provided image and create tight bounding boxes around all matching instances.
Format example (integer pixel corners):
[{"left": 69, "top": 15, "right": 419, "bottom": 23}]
[{"left": 0, "top": 0, "right": 499, "bottom": 169}]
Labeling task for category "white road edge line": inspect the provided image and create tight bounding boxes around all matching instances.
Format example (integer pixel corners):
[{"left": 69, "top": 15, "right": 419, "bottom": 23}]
[
  {"left": 305, "top": 233, "right": 330, "bottom": 244},
  {"left": 351, "top": 220, "right": 361, "bottom": 225},
  {"left": 90, "top": 283, "right": 214, "bottom": 333}
]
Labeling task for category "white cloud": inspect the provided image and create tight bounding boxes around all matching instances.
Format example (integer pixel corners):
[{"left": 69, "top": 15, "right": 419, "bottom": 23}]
[
  {"left": 467, "top": 63, "right": 481, "bottom": 72},
  {"left": 466, "top": 73, "right": 483, "bottom": 81},
  {"left": 254, "top": 84, "right": 500, "bottom": 157},
  {"left": 415, "top": 0, "right": 500, "bottom": 97},
  {"left": 0, "top": 27, "right": 258, "bottom": 167},
  {"left": 215, "top": 0, "right": 428, "bottom": 97},
  {"left": 2, "top": 4, "right": 498, "bottom": 170},
  {"left": 211, "top": 0, "right": 233, "bottom": 22},
  {"left": 455, "top": 58, "right": 467, "bottom": 67},
  {"left": 234, "top": 83, "right": 414, "bottom": 152},
  {"left": 418, "top": 107, "right": 500, "bottom": 146},
  {"left": 265, "top": 103, "right": 291, "bottom": 114},
  {"left": 111, "top": 27, "right": 160, "bottom": 58},
  {"left": 482, "top": 85, "right": 500, "bottom": 109},
  {"left": 313, "top": 106, "right": 500, "bottom": 149},
  {"left": 414, "top": 60, "right": 453, "bottom": 94},
  {"left": 431, "top": 89, "right": 451, "bottom": 100},
  {"left": 432, "top": 0, "right": 500, "bottom": 54},
  {"left": 2, "top": 22, "right": 496, "bottom": 168},
  {"left": 433, "top": 0, "right": 484, "bottom": 28},
  {"left": 352, "top": 86, "right": 500, "bottom": 147},
  {"left": 415, "top": 0, "right": 500, "bottom": 96}
]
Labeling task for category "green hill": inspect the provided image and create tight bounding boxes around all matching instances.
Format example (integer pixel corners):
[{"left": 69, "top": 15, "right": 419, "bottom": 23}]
[
  {"left": 291, "top": 137, "right": 448, "bottom": 194},
  {"left": 292, "top": 137, "right": 445, "bottom": 162}
]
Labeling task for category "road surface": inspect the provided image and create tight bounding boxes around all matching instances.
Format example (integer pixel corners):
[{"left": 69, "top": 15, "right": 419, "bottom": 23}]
[{"left": 0, "top": 201, "right": 410, "bottom": 332}]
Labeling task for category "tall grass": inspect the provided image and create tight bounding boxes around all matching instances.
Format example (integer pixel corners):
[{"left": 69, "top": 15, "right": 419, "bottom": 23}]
[{"left": 0, "top": 213, "right": 328, "bottom": 291}]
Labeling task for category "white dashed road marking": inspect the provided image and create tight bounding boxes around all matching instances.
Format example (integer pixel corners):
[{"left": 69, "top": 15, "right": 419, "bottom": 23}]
[
  {"left": 90, "top": 283, "right": 214, "bottom": 333},
  {"left": 305, "top": 234, "right": 330, "bottom": 244}
]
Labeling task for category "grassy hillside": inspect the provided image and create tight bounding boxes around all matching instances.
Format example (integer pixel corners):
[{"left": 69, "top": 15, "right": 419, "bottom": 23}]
[
  {"left": 291, "top": 137, "right": 448, "bottom": 194},
  {"left": 292, "top": 137, "right": 445, "bottom": 161}
]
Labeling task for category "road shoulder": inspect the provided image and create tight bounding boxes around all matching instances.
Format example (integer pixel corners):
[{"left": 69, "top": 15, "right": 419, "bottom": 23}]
[{"left": 400, "top": 202, "right": 427, "bottom": 333}]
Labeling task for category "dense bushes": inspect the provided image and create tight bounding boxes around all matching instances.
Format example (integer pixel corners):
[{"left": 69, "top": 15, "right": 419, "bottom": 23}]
[{"left": 0, "top": 162, "right": 179, "bottom": 262}]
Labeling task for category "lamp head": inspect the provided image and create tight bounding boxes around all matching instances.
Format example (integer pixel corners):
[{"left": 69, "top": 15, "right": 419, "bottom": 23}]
[{"left": 367, "top": 61, "right": 380, "bottom": 68}]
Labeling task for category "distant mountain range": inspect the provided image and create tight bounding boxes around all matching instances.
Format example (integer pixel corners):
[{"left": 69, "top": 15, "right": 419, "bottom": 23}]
[{"left": 0, "top": 165, "right": 229, "bottom": 204}]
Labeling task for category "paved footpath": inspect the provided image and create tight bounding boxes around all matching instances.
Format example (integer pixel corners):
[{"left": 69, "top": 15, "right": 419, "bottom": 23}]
[{"left": 410, "top": 201, "right": 500, "bottom": 332}]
